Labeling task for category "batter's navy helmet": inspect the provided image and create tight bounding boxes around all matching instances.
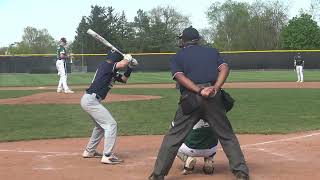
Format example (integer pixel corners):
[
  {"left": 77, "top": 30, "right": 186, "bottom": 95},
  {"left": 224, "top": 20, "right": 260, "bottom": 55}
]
[{"left": 106, "top": 49, "right": 124, "bottom": 62}]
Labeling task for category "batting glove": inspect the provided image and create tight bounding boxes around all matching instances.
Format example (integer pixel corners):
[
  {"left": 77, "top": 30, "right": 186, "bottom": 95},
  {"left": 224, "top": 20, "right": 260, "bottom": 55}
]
[
  {"left": 124, "top": 54, "right": 133, "bottom": 62},
  {"left": 128, "top": 58, "right": 139, "bottom": 68}
]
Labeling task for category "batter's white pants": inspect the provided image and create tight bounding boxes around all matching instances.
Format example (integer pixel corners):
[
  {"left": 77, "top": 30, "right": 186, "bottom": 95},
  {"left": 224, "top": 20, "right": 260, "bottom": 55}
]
[
  {"left": 56, "top": 59, "right": 71, "bottom": 90},
  {"left": 178, "top": 143, "right": 217, "bottom": 157},
  {"left": 296, "top": 65, "right": 304, "bottom": 82},
  {"left": 80, "top": 93, "right": 117, "bottom": 156}
]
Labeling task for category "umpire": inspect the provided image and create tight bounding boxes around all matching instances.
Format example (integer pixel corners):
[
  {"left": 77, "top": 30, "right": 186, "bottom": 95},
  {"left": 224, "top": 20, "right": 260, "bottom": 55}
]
[{"left": 149, "top": 26, "right": 249, "bottom": 180}]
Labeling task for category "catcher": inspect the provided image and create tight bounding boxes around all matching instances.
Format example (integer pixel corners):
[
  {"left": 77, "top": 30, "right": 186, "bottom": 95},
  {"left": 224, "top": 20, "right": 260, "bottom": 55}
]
[{"left": 177, "top": 119, "right": 218, "bottom": 175}]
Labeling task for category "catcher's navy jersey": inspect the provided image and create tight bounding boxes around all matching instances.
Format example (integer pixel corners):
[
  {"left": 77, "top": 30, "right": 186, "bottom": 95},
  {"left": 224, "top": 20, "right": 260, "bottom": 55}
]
[
  {"left": 86, "top": 61, "right": 117, "bottom": 100},
  {"left": 170, "top": 45, "right": 226, "bottom": 92}
]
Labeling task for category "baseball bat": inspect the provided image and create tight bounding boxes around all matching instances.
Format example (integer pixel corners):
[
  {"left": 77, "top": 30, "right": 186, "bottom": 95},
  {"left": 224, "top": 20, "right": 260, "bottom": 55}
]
[
  {"left": 86, "top": 29, "right": 124, "bottom": 56},
  {"left": 86, "top": 29, "right": 138, "bottom": 66}
]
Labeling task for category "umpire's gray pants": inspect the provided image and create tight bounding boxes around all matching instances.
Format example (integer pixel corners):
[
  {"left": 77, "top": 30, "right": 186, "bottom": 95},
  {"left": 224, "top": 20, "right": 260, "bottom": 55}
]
[
  {"left": 80, "top": 93, "right": 117, "bottom": 156},
  {"left": 152, "top": 91, "right": 249, "bottom": 176}
]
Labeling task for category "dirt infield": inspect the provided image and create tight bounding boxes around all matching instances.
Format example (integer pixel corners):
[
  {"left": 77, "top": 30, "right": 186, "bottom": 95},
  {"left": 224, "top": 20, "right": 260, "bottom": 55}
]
[
  {"left": 0, "top": 132, "right": 320, "bottom": 180},
  {"left": 1, "top": 82, "right": 320, "bottom": 179},
  {"left": 0, "top": 92, "right": 161, "bottom": 105}
]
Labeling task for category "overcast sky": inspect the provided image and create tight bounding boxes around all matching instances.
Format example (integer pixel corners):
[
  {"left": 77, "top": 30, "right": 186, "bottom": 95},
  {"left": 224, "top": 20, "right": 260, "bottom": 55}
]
[{"left": 0, "top": 0, "right": 312, "bottom": 47}]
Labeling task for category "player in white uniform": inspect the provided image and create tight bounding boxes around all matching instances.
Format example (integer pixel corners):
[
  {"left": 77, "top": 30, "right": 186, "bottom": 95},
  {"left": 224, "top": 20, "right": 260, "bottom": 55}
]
[
  {"left": 176, "top": 119, "right": 218, "bottom": 175},
  {"left": 56, "top": 37, "right": 74, "bottom": 93},
  {"left": 294, "top": 52, "right": 304, "bottom": 82}
]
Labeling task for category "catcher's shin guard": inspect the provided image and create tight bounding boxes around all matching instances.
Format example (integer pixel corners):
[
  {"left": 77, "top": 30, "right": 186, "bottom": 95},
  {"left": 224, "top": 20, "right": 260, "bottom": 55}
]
[
  {"left": 182, "top": 157, "right": 196, "bottom": 175},
  {"left": 177, "top": 151, "right": 188, "bottom": 162},
  {"left": 203, "top": 156, "right": 215, "bottom": 174}
]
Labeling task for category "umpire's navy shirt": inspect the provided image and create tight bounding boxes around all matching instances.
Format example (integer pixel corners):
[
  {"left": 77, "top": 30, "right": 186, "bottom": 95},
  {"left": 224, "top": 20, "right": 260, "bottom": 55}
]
[
  {"left": 170, "top": 45, "right": 226, "bottom": 93},
  {"left": 86, "top": 61, "right": 117, "bottom": 100}
]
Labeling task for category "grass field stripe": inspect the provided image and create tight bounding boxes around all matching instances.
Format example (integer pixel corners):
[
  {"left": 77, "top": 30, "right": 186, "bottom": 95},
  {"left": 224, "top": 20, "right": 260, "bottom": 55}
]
[{"left": 241, "top": 131, "right": 320, "bottom": 148}]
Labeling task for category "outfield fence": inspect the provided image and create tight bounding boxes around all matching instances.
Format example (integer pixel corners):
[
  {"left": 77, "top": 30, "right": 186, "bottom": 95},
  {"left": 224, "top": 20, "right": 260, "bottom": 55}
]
[{"left": 0, "top": 50, "right": 320, "bottom": 73}]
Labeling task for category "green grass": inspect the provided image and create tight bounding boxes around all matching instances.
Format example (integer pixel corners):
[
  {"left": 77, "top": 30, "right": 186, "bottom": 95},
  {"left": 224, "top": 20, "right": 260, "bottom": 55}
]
[
  {"left": 0, "top": 72, "right": 172, "bottom": 87},
  {"left": 228, "top": 70, "right": 320, "bottom": 82},
  {"left": 227, "top": 89, "right": 320, "bottom": 133},
  {"left": 0, "top": 88, "right": 320, "bottom": 141},
  {"left": 1, "top": 70, "right": 320, "bottom": 87}
]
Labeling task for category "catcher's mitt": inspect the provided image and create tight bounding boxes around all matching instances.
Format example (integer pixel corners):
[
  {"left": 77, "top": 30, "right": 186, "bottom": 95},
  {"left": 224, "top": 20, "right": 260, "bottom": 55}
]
[{"left": 221, "top": 89, "right": 235, "bottom": 112}]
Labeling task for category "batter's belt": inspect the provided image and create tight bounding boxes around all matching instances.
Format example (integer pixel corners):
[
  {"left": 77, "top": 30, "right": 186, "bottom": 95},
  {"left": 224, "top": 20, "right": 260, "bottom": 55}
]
[{"left": 86, "top": 92, "right": 102, "bottom": 101}]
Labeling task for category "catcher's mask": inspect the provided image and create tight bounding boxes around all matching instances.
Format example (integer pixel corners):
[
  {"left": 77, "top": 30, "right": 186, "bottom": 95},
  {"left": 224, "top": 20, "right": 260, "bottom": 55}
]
[
  {"left": 106, "top": 49, "right": 124, "bottom": 62},
  {"left": 176, "top": 26, "right": 200, "bottom": 48}
]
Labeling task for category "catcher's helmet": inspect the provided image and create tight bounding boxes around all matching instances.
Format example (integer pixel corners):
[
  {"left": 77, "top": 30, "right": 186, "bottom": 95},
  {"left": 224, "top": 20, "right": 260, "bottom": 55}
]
[
  {"left": 60, "top": 37, "right": 67, "bottom": 43},
  {"left": 106, "top": 49, "right": 124, "bottom": 62}
]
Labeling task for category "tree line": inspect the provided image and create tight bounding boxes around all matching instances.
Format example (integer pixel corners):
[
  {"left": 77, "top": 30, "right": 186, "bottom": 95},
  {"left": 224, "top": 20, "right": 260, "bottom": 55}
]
[{"left": 1, "top": 0, "right": 320, "bottom": 55}]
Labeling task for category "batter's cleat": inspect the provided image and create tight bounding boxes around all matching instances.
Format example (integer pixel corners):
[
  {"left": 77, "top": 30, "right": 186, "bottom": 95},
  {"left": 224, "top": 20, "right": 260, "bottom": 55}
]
[
  {"left": 182, "top": 156, "right": 196, "bottom": 175},
  {"left": 233, "top": 170, "right": 249, "bottom": 180},
  {"left": 64, "top": 89, "right": 74, "bottom": 93},
  {"left": 57, "top": 88, "right": 63, "bottom": 93},
  {"left": 82, "top": 150, "right": 102, "bottom": 158},
  {"left": 203, "top": 156, "right": 215, "bottom": 174},
  {"left": 101, "top": 154, "right": 123, "bottom": 165}
]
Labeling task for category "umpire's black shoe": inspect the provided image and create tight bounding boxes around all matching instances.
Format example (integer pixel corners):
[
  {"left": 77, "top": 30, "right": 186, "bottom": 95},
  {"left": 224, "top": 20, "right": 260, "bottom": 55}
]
[
  {"left": 148, "top": 173, "right": 164, "bottom": 180},
  {"left": 233, "top": 170, "right": 249, "bottom": 180}
]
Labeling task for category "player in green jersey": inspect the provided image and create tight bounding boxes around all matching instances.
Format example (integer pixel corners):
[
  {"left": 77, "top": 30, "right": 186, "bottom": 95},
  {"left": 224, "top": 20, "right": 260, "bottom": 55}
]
[
  {"left": 177, "top": 119, "right": 218, "bottom": 175},
  {"left": 56, "top": 37, "right": 74, "bottom": 93}
]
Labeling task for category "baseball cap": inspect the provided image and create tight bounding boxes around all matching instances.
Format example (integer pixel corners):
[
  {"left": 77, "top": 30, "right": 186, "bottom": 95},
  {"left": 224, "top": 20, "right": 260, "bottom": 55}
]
[{"left": 178, "top": 26, "right": 200, "bottom": 41}]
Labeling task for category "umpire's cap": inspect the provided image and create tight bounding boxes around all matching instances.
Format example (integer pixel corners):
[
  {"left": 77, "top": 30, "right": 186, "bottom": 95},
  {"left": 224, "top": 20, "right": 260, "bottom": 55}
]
[
  {"left": 106, "top": 49, "right": 124, "bottom": 62},
  {"left": 60, "top": 37, "right": 67, "bottom": 43},
  {"left": 178, "top": 26, "right": 200, "bottom": 41}
]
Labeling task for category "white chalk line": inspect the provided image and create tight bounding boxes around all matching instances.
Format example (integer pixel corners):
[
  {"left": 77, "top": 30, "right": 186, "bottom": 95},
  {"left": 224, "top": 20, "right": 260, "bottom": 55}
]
[
  {"left": 215, "top": 131, "right": 320, "bottom": 161},
  {"left": 215, "top": 147, "right": 297, "bottom": 161},
  {"left": 241, "top": 130, "right": 320, "bottom": 148},
  {"left": 0, "top": 131, "right": 319, "bottom": 170},
  {"left": 0, "top": 149, "right": 80, "bottom": 156},
  {"left": 245, "top": 147, "right": 297, "bottom": 161},
  {"left": 33, "top": 167, "right": 61, "bottom": 171},
  {"left": 1, "top": 131, "right": 318, "bottom": 155},
  {"left": 237, "top": 131, "right": 320, "bottom": 161}
]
